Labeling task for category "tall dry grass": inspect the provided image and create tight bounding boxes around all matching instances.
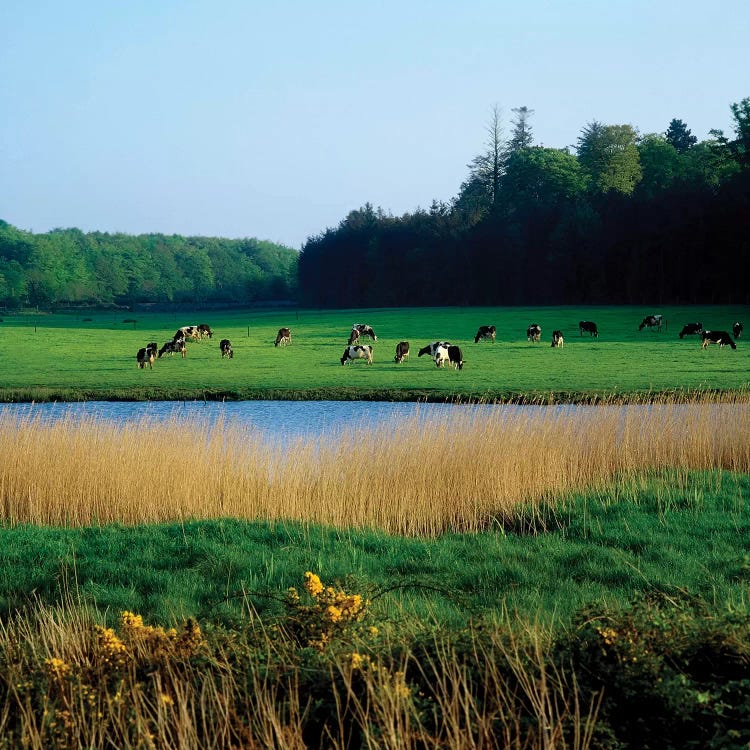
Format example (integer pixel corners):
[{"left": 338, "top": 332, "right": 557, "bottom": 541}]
[
  {"left": 0, "top": 602, "right": 600, "bottom": 750},
  {"left": 1, "top": 395, "right": 749, "bottom": 535}
]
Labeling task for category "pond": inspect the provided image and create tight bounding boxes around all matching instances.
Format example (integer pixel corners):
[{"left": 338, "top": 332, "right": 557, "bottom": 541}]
[
  {"left": 1, "top": 399, "right": 733, "bottom": 451},
  {"left": 0, "top": 400, "right": 580, "bottom": 446}
]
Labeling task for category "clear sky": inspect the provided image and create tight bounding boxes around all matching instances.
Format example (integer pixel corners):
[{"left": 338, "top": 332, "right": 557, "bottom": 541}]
[{"left": 1, "top": 1, "right": 748, "bottom": 249}]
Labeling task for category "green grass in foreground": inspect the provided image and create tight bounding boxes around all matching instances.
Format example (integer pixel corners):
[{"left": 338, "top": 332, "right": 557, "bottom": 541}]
[
  {"left": 1, "top": 470, "right": 747, "bottom": 627},
  {"left": 0, "top": 304, "right": 748, "bottom": 401}
]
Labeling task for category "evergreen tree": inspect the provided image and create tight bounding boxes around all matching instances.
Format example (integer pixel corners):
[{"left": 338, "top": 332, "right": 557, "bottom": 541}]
[
  {"left": 665, "top": 118, "right": 697, "bottom": 153},
  {"left": 508, "top": 106, "right": 534, "bottom": 152}
]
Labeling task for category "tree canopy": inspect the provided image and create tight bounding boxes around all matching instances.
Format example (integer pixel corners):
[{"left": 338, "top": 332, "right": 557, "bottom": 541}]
[
  {"left": 300, "top": 97, "right": 750, "bottom": 307},
  {"left": 0, "top": 225, "right": 298, "bottom": 308}
]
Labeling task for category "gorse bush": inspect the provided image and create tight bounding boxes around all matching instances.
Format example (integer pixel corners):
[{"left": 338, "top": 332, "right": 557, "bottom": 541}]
[
  {"left": 0, "top": 575, "right": 748, "bottom": 749},
  {"left": 560, "top": 593, "right": 750, "bottom": 749}
]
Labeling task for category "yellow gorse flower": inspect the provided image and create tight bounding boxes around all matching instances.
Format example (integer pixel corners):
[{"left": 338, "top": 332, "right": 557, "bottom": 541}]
[
  {"left": 326, "top": 605, "right": 342, "bottom": 623},
  {"left": 304, "top": 572, "right": 324, "bottom": 597},
  {"left": 44, "top": 657, "right": 72, "bottom": 679},
  {"left": 290, "top": 572, "right": 371, "bottom": 650},
  {"left": 94, "top": 625, "right": 128, "bottom": 668}
]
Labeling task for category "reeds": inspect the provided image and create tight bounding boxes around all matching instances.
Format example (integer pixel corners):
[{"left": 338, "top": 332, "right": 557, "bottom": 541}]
[{"left": 1, "top": 393, "right": 748, "bottom": 535}]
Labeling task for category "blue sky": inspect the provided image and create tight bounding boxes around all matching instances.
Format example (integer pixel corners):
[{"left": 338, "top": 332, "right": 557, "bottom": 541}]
[{"left": 1, "top": 0, "right": 748, "bottom": 249}]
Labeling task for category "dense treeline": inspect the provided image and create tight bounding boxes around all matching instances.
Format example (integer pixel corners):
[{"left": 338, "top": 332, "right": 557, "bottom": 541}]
[
  {"left": 0, "top": 224, "right": 298, "bottom": 308},
  {"left": 300, "top": 99, "right": 750, "bottom": 306}
]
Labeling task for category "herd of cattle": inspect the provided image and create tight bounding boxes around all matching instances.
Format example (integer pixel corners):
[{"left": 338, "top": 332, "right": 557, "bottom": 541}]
[
  {"left": 136, "top": 316, "right": 743, "bottom": 370},
  {"left": 136, "top": 324, "right": 234, "bottom": 369}
]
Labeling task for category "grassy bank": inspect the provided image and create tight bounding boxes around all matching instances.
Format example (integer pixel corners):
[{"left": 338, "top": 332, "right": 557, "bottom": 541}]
[
  {"left": 1, "top": 470, "right": 747, "bottom": 626},
  {"left": 0, "top": 305, "right": 748, "bottom": 402}
]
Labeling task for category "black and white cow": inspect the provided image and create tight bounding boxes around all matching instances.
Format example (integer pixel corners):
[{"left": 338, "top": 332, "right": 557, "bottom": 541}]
[
  {"left": 679, "top": 322, "right": 703, "bottom": 339},
  {"left": 418, "top": 341, "right": 451, "bottom": 358},
  {"left": 527, "top": 324, "right": 542, "bottom": 342},
  {"left": 551, "top": 330, "right": 564, "bottom": 348},
  {"left": 733, "top": 322, "right": 743, "bottom": 340},
  {"left": 447, "top": 345, "right": 464, "bottom": 370},
  {"left": 701, "top": 331, "right": 737, "bottom": 350},
  {"left": 220, "top": 339, "right": 233, "bottom": 358},
  {"left": 158, "top": 338, "right": 186, "bottom": 358},
  {"left": 348, "top": 324, "right": 377, "bottom": 345},
  {"left": 394, "top": 341, "right": 410, "bottom": 364},
  {"left": 639, "top": 314, "right": 663, "bottom": 332},
  {"left": 198, "top": 323, "right": 213, "bottom": 339},
  {"left": 275, "top": 327, "right": 292, "bottom": 347},
  {"left": 579, "top": 321, "right": 598, "bottom": 337},
  {"left": 175, "top": 325, "right": 201, "bottom": 342},
  {"left": 341, "top": 344, "right": 373, "bottom": 365},
  {"left": 136, "top": 342, "right": 158, "bottom": 369},
  {"left": 474, "top": 325, "right": 496, "bottom": 343},
  {"left": 433, "top": 345, "right": 450, "bottom": 368}
]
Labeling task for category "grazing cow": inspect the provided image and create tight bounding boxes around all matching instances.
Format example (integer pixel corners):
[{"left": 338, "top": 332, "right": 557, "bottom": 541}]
[
  {"left": 474, "top": 325, "right": 496, "bottom": 343},
  {"left": 197, "top": 323, "right": 213, "bottom": 339},
  {"left": 579, "top": 321, "right": 598, "bottom": 337},
  {"left": 639, "top": 314, "right": 663, "bottom": 332},
  {"left": 136, "top": 342, "right": 158, "bottom": 369},
  {"left": 349, "top": 323, "right": 377, "bottom": 345},
  {"left": 341, "top": 344, "right": 373, "bottom": 365},
  {"left": 679, "top": 322, "right": 703, "bottom": 339},
  {"left": 175, "top": 325, "right": 201, "bottom": 342},
  {"left": 733, "top": 322, "right": 743, "bottom": 339},
  {"left": 394, "top": 341, "right": 410, "bottom": 364},
  {"left": 158, "top": 339, "right": 186, "bottom": 358},
  {"left": 433, "top": 345, "right": 450, "bottom": 368},
  {"left": 551, "top": 330, "right": 564, "bottom": 348},
  {"left": 447, "top": 345, "right": 464, "bottom": 370},
  {"left": 418, "top": 341, "right": 451, "bottom": 358},
  {"left": 527, "top": 324, "right": 542, "bottom": 343},
  {"left": 701, "top": 330, "right": 737, "bottom": 350},
  {"left": 220, "top": 339, "right": 233, "bottom": 358},
  {"left": 275, "top": 327, "right": 292, "bottom": 347}
]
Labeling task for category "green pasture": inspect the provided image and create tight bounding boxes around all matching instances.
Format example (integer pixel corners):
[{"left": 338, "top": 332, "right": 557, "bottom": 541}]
[
  {"left": 1, "top": 471, "right": 748, "bottom": 627},
  {"left": 0, "top": 305, "right": 748, "bottom": 401}
]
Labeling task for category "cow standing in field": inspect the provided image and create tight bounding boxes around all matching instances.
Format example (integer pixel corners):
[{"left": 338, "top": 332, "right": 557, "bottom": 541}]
[
  {"left": 679, "top": 323, "right": 703, "bottom": 339},
  {"left": 433, "top": 345, "right": 450, "bottom": 368},
  {"left": 275, "top": 327, "right": 292, "bottom": 347},
  {"left": 136, "top": 342, "right": 158, "bottom": 369},
  {"left": 418, "top": 341, "right": 451, "bottom": 358},
  {"left": 198, "top": 324, "right": 213, "bottom": 339},
  {"left": 579, "top": 321, "right": 598, "bottom": 337},
  {"left": 474, "top": 325, "right": 496, "bottom": 343},
  {"left": 220, "top": 339, "right": 233, "bottom": 358},
  {"left": 175, "top": 326, "right": 201, "bottom": 342},
  {"left": 447, "top": 345, "right": 464, "bottom": 370},
  {"left": 394, "top": 341, "right": 410, "bottom": 364},
  {"left": 527, "top": 324, "right": 542, "bottom": 342},
  {"left": 348, "top": 324, "right": 377, "bottom": 345},
  {"left": 341, "top": 344, "right": 373, "bottom": 365},
  {"left": 158, "top": 339, "right": 186, "bottom": 358},
  {"left": 733, "top": 322, "right": 743, "bottom": 339},
  {"left": 551, "top": 330, "right": 564, "bottom": 348},
  {"left": 639, "top": 314, "right": 663, "bottom": 332},
  {"left": 701, "top": 331, "right": 737, "bottom": 350}
]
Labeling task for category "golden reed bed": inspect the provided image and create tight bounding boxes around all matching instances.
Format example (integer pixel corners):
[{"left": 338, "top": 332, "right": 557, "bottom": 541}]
[{"left": 2, "top": 396, "right": 749, "bottom": 535}]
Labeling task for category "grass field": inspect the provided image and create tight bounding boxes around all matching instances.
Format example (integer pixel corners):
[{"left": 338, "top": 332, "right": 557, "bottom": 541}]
[
  {"left": 1, "top": 305, "right": 749, "bottom": 746},
  {"left": 0, "top": 305, "right": 748, "bottom": 401}
]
